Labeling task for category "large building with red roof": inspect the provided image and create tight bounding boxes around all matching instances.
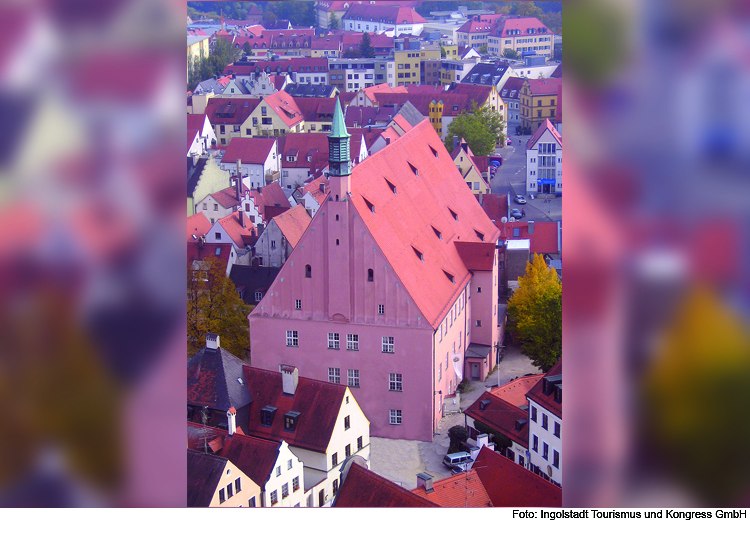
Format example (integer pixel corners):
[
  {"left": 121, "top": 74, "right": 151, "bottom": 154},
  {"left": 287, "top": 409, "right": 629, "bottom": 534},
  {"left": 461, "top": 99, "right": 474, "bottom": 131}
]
[
  {"left": 335, "top": 460, "right": 437, "bottom": 507},
  {"left": 342, "top": 3, "right": 425, "bottom": 36},
  {"left": 520, "top": 78, "right": 562, "bottom": 132},
  {"left": 219, "top": 137, "right": 280, "bottom": 189},
  {"left": 249, "top": 100, "right": 503, "bottom": 441},
  {"left": 487, "top": 17, "right": 554, "bottom": 59},
  {"left": 525, "top": 118, "right": 562, "bottom": 195}
]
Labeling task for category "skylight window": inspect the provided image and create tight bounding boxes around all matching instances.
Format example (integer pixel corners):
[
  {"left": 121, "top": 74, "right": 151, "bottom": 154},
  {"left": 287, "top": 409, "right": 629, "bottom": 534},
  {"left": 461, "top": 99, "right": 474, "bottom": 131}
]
[
  {"left": 363, "top": 197, "right": 375, "bottom": 213},
  {"left": 443, "top": 270, "right": 456, "bottom": 284},
  {"left": 385, "top": 178, "right": 397, "bottom": 194},
  {"left": 449, "top": 208, "right": 458, "bottom": 221},
  {"left": 408, "top": 162, "right": 418, "bottom": 177},
  {"left": 412, "top": 246, "right": 424, "bottom": 262},
  {"left": 432, "top": 226, "right": 442, "bottom": 240},
  {"left": 475, "top": 230, "right": 485, "bottom": 242},
  {"left": 429, "top": 145, "right": 439, "bottom": 158}
]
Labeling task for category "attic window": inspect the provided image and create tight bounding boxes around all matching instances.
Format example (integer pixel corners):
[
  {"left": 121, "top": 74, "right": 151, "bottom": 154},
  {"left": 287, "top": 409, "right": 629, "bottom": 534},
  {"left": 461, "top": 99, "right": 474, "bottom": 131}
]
[
  {"left": 284, "top": 411, "right": 301, "bottom": 432},
  {"left": 385, "top": 178, "right": 397, "bottom": 194},
  {"left": 412, "top": 247, "right": 424, "bottom": 262},
  {"left": 429, "top": 145, "right": 439, "bottom": 158},
  {"left": 443, "top": 270, "right": 456, "bottom": 284},
  {"left": 363, "top": 197, "right": 375, "bottom": 213},
  {"left": 367, "top": 268, "right": 374, "bottom": 282},
  {"left": 449, "top": 208, "right": 458, "bottom": 221},
  {"left": 432, "top": 226, "right": 442, "bottom": 240},
  {"left": 475, "top": 230, "right": 485, "bottom": 242},
  {"left": 305, "top": 264, "right": 312, "bottom": 278},
  {"left": 479, "top": 399, "right": 490, "bottom": 411},
  {"left": 408, "top": 163, "right": 418, "bottom": 177},
  {"left": 261, "top": 406, "right": 278, "bottom": 427}
]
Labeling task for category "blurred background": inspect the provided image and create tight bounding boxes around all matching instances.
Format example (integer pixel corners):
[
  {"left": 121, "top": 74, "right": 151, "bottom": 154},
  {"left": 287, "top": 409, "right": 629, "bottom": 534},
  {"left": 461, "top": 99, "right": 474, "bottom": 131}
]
[{"left": 0, "top": 0, "right": 748, "bottom": 508}]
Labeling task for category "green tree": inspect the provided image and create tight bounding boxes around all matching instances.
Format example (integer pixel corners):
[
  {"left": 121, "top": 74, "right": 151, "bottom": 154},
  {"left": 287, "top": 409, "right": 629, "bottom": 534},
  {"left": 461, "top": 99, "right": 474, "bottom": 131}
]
[
  {"left": 512, "top": 1, "right": 543, "bottom": 18},
  {"left": 502, "top": 48, "right": 520, "bottom": 60},
  {"left": 187, "top": 256, "right": 253, "bottom": 359},
  {"left": 445, "top": 102, "right": 505, "bottom": 156},
  {"left": 329, "top": 12, "right": 340, "bottom": 30},
  {"left": 447, "top": 425, "right": 469, "bottom": 454},
  {"left": 507, "top": 254, "right": 562, "bottom": 372},
  {"left": 479, "top": 44, "right": 488, "bottom": 55},
  {"left": 440, "top": 45, "right": 447, "bottom": 58},
  {"left": 242, "top": 42, "right": 252, "bottom": 57},
  {"left": 359, "top": 32, "right": 375, "bottom": 58}
]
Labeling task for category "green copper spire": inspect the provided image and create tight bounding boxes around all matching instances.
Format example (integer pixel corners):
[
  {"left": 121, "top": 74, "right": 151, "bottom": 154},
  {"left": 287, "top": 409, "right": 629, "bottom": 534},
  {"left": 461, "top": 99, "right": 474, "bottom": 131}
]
[
  {"left": 329, "top": 97, "right": 350, "bottom": 139},
  {"left": 328, "top": 96, "right": 351, "bottom": 177}
]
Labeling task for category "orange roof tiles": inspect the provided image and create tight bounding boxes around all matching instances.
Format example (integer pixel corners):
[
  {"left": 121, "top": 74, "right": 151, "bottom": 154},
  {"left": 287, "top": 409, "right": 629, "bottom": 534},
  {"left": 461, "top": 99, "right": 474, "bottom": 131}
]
[
  {"left": 465, "top": 392, "right": 529, "bottom": 448},
  {"left": 335, "top": 463, "right": 438, "bottom": 508},
  {"left": 271, "top": 204, "right": 311, "bottom": 248},
  {"left": 348, "top": 120, "right": 500, "bottom": 328},
  {"left": 526, "top": 359, "right": 562, "bottom": 418},
  {"left": 527, "top": 118, "right": 562, "bottom": 150},
  {"left": 490, "top": 374, "right": 544, "bottom": 407},
  {"left": 221, "top": 137, "right": 276, "bottom": 165},
  {"left": 262, "top": 91, "right": 304, "bottom": 129},
  {"left": 187, "top": 213, "right": 212, "bottom": 241},
  {"left": 217, "top": 212, "right": 257, "bottom": 247},
  {"left": 411, "top": 470, "right": 493, "bottom": 507}
]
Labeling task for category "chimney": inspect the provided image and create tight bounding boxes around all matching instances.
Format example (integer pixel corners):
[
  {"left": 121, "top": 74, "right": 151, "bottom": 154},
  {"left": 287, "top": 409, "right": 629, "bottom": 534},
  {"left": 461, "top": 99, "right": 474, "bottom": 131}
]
[
  {"left": 206, "top": 333, "right": 220, "bottom": 350},
  {"left": 238, "top": 206, "right": 245, "bottom": 227},
  {"left": 236, "top": 159, "right": 242, "bottom": 193},
  {"left": 416, "top": 473, "right": 434, "bottom": 494},
  {"left": 257, "top": 222, "right": 265, "bottom": 235},
  {"left": 319, "top": 182, "right": 325, "bottom": 193},
  {"left": 528, "top": 220, "right": 534, "bottom": 235},
  {"left": 281, "top": 365, "right": 299, "bottom": 396},
  {"left": 227, "top": 407, "right": 237, "bottom": 436},
  {"left": 477, "top": 433, "right": 489, "bottom": 449}
]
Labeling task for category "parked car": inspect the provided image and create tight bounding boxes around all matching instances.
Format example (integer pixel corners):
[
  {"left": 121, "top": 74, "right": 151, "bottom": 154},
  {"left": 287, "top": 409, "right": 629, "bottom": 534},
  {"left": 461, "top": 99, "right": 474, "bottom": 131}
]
[
  {"left": 510, "top": 208, "right": 523, "bottom": 219},
  {"left": 443, "top": 452, "right": 472, "bottom": 471},
  {"left": 514, "top": 194, "right": 526, "bottom": 204},
  {"left": 506, "top": 138, "right": 512, "bottom": 146}
]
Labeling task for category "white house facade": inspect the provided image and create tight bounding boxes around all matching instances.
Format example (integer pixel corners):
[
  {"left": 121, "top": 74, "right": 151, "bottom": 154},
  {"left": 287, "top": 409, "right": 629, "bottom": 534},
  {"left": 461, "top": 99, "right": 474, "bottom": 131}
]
[{"left": 526, "top": 121, "right": 562, "bottom": 196}]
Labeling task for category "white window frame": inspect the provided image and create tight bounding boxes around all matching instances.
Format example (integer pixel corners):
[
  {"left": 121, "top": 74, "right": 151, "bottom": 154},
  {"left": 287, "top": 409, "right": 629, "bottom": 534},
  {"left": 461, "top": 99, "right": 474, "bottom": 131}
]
[
  {"left": 328, "top": 332, "right": 340, "bottom": 350},
  {"left": 346, "top": 333, "right": 359, "bottom": 351},
  {"left": 378, "top": 304, "right": 385, "bottom": 315},
  {"left": 382, "top": 336, "right": 394, "bottom": 353},
  {"left": 255, "top": 291, "right": 263, "bottom": 301},
  {"left": 328, "top": 367, "right": 341, "bottom": 384},
  {"left": 389, "top": 373, "right": 402, "bottom": 392},
  {"left": 295, "top": 299, "right": 302, "bottom": 310},
  {"left": 347, "top": 369, "right": 360, "bottom": 388},
  {"left": 286, "top": 330, "right": 298, "bottom": 347},
  {"left": 389, "top": 409, "right": 402, "bottom": 425}
]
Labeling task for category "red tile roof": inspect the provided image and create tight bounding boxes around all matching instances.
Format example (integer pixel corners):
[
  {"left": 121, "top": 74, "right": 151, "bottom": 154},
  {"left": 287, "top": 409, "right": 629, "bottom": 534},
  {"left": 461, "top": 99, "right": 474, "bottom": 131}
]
[
  {"left": 457, "top": 15, "right": 504, "bottom": 34},
  {"left": 204, "top": 97, "right": 261, "bottom": 126},
  {"left": 474, "top": 446, "right": 561, "bottom": 506},
  {"left": 218, "top": 212, "right": 257, "bottom": 247},
  {"left": 187, "top": 129, "right": 199, "bottom": 153},
  {"left": 224, "top": 57, "right": 328, "bottom": 77},
  {"left": 241, "top": 366, "right": 348, "bottom": 453},
  {"left": 187, "top": 449, "right": 226, "bottom": 507},
  {"left": 465, "top": 391, "right": 529, "bottom": 448},
  {"left": 293, "top": 96, "right": 336, "bottom": 123},
  {"left": 187, "top": 242, "right": 233, "bottom": 274},
  {"left": 525, "top": 77, "right": 563, "bottom": 98},
  {"left": 348, "top": 127, "right": 386, "bottom": 150},
  {"left": 221, "top": 137, "right": 276, "bottom": 165},
  {"left": 344, "top": 3, "right": 426, "bottom": 24},
  {"left": 271, "top": 204, "right": 311, "bottom": 248},
  {"left": 526, "top": 118, "right": 562, "bottom": 150},
  {"left": 451, "top": 83, "right": 493, "bottom": 107},
  {"left": 411, "top": 470, "right": 493, "bottom": 507},
  {"left": 251, "top": 181, "right": 291, "bottom": 222},
  {"left": 499, "top": 221, "right": 560, "bottom": 254},
  {"left": 481, "top": 193, "right": 508, "bottom": 224},
  {"left": 490, "top": 375, "right": 544, "bottom": 407},
  {"left": 455, "top": 241, "right": 496, "bottom": 271},
  {"left": 526, "top": 359, "right": 562, "bottom": 418},
  {"left": 262, "top": 91, "right": 304, "bottom": 128},
  {"left": 187, "top": 213, "right": 212, "bottom": 241},
  {"left": 348, "top": 120, "right": 500, "bottom": 328},
  {"left": 186, "top": 113, "right": 207, "bottom": 132},
  {"left": 211, "top": 182, "right": 252, "bottom": 210},
  {"left": 316, "top": 1, "right": 362, "bottom": 12},
  {"left": 335, "top": 462, "right": 437, "bottom": 508},
  {"left": 301, "top": 176, "right": 330, "bottom": 205},
  {"left": 496, "top": 17, "right": 551, "bottom": 38},
  {"left": 500, "top": 77, "right": 525, "bottom": 100}
]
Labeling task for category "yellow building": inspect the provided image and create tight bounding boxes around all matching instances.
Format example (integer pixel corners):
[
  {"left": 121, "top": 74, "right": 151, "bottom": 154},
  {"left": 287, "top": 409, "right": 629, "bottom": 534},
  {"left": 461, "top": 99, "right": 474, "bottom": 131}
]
[
  {"left": 188, "top": 35, "right": 210, "bottom": 82},
  {"left": 419, "top": 46, "right": 442, "bottom": 85},
  {"left": 394, "top": 50, "right": 421, "bottom": 87},
  {"left": 520, "top": 78, "right": 561, "bottom": 131},
  {"left": 451, "top": 139, "right": 490, "bottom": 195},
  {"left": 245, "top": 92, "right": 305, "bottom": 137}
]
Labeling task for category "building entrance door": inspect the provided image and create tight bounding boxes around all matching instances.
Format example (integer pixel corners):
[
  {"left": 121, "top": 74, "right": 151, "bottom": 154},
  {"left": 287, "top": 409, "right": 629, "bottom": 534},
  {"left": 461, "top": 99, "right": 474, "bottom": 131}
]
[{"left": 471, "top": 362, "right": 480, "bottom": 380}]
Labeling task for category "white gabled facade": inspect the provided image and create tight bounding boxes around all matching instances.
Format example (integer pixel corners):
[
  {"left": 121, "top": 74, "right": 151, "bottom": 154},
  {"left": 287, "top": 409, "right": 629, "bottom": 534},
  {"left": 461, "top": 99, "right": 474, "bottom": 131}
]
[
  {"left": 526, "top": 125, "right": 562, "bottom": 196},
  {"left": 263, "top": 441, "right": 306, "bottom": 507},
  {"left": 254, "top": 218, "right": 290, "bottom": 268},
  {"left": 527, "top": 379, "right": 562, "bottom": 487}
]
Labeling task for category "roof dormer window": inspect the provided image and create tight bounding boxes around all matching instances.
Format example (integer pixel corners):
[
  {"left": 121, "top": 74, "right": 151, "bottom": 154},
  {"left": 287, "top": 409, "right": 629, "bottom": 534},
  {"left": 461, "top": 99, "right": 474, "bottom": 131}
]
[
  {"left": 412, "top": 246, "right": 424, "bottom": 262},
  {"left": 261, "top": 406, "right": 277, "bottom": 426},
  {"left": 284, "top": 411, "right": 300, "bottom": 432}
]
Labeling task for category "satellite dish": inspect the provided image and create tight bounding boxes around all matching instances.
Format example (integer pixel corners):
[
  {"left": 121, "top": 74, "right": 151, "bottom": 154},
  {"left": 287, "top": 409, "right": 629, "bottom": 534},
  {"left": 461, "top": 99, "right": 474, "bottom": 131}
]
[
  {"left": 500, "top": 217, "right": 508, "bottom": 223},
  {"left": 547, "top": 465, "right": 553, "bottom": 477},
  {"left": 509, "top": 217, "right": 516, "bottom": 222}
]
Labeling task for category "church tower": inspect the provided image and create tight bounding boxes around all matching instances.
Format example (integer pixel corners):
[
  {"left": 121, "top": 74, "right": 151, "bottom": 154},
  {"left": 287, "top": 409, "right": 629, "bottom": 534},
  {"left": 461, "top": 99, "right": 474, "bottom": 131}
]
[{"left": 328, "top": 97, "right": 351, "bottom": 201}]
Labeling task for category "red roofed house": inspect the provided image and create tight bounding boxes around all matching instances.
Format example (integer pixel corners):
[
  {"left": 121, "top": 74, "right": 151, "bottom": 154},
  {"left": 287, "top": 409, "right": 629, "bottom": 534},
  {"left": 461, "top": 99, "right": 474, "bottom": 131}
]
[
  {"left": 204, "top": 210, "right": 258, "bottom": 268},
  {"left": 465, "top": 391, "right": 530, "bottom": 470},
  {"left": 187, "top": 449, "right": 261, "bottom": 507},
  {"left": 499, "top": 220, "right": 561, "bottom": 256},
  {"left": 253, "top": 204, "right": 312, "bottom": 268},
  {"left": 315, "top": 2, "right": 361, "bottom": 30},
  {"left": 334, "top": 459, "right": 437, "bottom": 508},
  {"left": 203, "top": 97, "right": 262, "bottom": 146},
  {"left": 411, "top": 469, "right": 493, "bottom": 507},
  {"left": 246, "top": 91, "right": 305, "bottom": 137},
  {"left": 188, "top": 240, "right": 235, "bottom": 277},
  {"left": 187, "top": 212, "right": 212, "bottom": 243},
  {"left": 250, "top": 181, "right": 292, "bottom": 223},
  {"left": 293, "top": 175, "right": 330, "bottom": 218},
  {"left": 187, "top": 113, "right": 217, "bottom": 152},
  {"left": 224, "top": 58, "right": 329, "bottom": 86},
  {"left": 456, "top": 14, "right": 505, "bottom": 48},
  {"left": 196, "top": 178, "right": 262, "bottom": 227},
  {"left": 249, "top": 99, "right": 503, "bottom": 441},
  {"left": 343, "top": 3, "right": 426, "bottom": 36},
  {"left": 520, "top": 78, "right": 562, "bottom": 132},
  {"left": 487, "top": 17, "right": 555, "bottom": 59},
  {"left": 219, "top": 137, "right": 281, "bottom": 189},
  {"left": 525, "top": 118, "right": 562, "bottom": 195},
  {"left": 474, "top": 446, "right": 561, "bottom": 505},
  {"left": 526, "top": 359, "right": 562, "bottom": 486},
  {"left": 451, "top": 137, "right": 491, "bottom": 196}
]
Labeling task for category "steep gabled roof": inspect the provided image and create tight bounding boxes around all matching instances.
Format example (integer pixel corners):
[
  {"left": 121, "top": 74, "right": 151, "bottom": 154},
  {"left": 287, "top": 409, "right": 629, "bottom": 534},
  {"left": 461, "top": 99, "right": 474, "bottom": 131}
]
[
  {"left": 526, "top": 119, "right": 562, "bottom": 150},
  {"left": 347, "top": 120, "right": 500, "bottom": 328},
  {"left": 481, "top": 193, "right": 508, "bottom": 223},
  {"left": 499, "top": 221, "right": 560, "bottom": 254},
  {"left": 187, "top": 129, "right": 199, "bottom": 153},
  {"left": 343, "top": 3, "right": 426, "bottom": 24},
  {"left": 230, "top": 265, "right": 281, "bottom": 305},
  {"left": 271, "top": 204, "right": 312, "bottom": 248},
  {"left": 462, "top": 63, "right": 510, "bottom": 86},
  {"left": 187, "top": 242, "right": 233, "bottom": 274},
  {"left": 335, "top": 462, "right": 437, "bottom": 508},
  {"left": 211, "top": 182, "right": 252, "bottom": 210},
  {"left": 293, "top": 96, "right": 336, "bottom": 123},
  {"left": 205, "top": 97, "right": 261, "bottom": 125},
  {"left": 524, "top": 77, "right": 563, "bottom": 98},
  {"left": 411, "top": 469, "right": 493, "bottom": 507},
  {"left": 187, "top": 213, "right": 212, "bottom": 241},
  {"left": 526, "top": 359, "right": 562, "bottom": 418},
  {"left": 262, "top": 91, "right": 304, "bottom": 128},
  {"left": 241, "top": 367, "right": 348, "bottom": 453},
  {"left": 251, "top": 181, "right": 292, "bottom": 221},
  {"left": 187, "top": 345, "right": 253, "bottom": 412},
  {"left": 221, "top": 137, "right": 276, "bottom": 165},
  {"left": 218, "top": 211, "right": 257, "bottom": 247},
  {"left": 499, "top": 76, "right": 525, "bottom": 100},
  {"left": 187, "top": 113, "right": 207, "bottom": 131},
  {"left": 496, "top": 17, "right": 551, "bottom": 38},
  {"left": 491, "top": 374, "right": 544, "bottom": 407},
  {"left": 474, "top": 446, "right": 561, "bottom": 506},
  {"left": 187, "top": 450, "right": 227, "bottom": 507},
  {"left": 465, "top": 391, "right": 529, "bottom": 448}
]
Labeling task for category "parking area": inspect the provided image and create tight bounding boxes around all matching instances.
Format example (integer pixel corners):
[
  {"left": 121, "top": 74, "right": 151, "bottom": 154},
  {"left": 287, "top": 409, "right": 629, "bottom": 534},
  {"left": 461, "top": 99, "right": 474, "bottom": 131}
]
[{"left": 369, "top": 344, "right": 542, "bottom": 489}]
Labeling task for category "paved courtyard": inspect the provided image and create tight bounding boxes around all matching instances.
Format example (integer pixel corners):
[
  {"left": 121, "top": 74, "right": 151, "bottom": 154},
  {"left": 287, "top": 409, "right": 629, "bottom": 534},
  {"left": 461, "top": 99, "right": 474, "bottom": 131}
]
[{"left": 368, "top": 343, "right": 542, "bottom": 489}]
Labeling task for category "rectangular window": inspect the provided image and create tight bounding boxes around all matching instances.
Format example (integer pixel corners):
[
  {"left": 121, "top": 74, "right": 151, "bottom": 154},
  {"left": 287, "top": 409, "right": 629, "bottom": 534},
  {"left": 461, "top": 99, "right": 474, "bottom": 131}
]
[
  {"left": 293, "top": 476, "right": 300, "bottom": 491},
  {"left": 286, "top": 330, "right": 298, "bottom": 347},
  {"left": 332, "top": 453, "right": 338, "bottom": 466},
  {"left": 554, "top": 422, "right": 561, "bottom": 438},
  {"left": 389, "top": 373, "right": 403, "bottom": 392},
  {"left": 282, "top": 483, "right": 289, "bottom": 498},
  {"left": 332, "top": 479, "right": 339, "bottom": 495},
  {"left": 347, "top": 369, "right": 360, "bottom": 388},
  {"left": 344, "top": 415, "right": 350, "bottom": 430},
  {"left": 389, "top": 409, "right": 402, "bottom": 425},
  {"left": 382, "top": 336, "right": 394, "bottom": 353},
  {"left": 270, "top": 239, "right": 276, "bottom": 249},
  {"left": 543, "top": 442, "right": 549, "bottom": 460},
  {"left": 345, "top": 444, "right": 351, "bottom": 457},
  {"left": 295, "top": 299, "right": 301, "bottom": 310},
  {"left": 276, "top": 466, "right": 281, "bottom": 477},
  {"left": 357, "top": 436, "right": 363, "bottom": 450},
  {"left": 328, "top": 367, "right": 340, "bottom": 384},
  {"left": 531, "top": 406, "right": 537, "bottom": 422},
  {"left": 235, "top": 478, "right": 241, "bottom": 493},
  {"left": 438, "top": 366, "right": 442, "bottom": 381},
  {"left": 553, "top": 451, "right": 560, "bottom": 468},
  {"left": 542, "top": 414, "right": 549, "bottom": 430},
  {"left": 532, "top": 435, "right": 538, "bottom": 452},
  {"left": 476, "top": 320, "right": 482, "bottom": 327},
  {"left": 378, "top": 304, "right": 385, "bottom": 315},
  {"left": 219, "top": 488, "right": 226, "bottom": 503},
  {"left": 346, "top": 334, "right": 359, "bottom": 351},
  {"left": 287, "top": 459, "right": 293, "bottom": 470},
  {"left": 270, "top": 490, "right": 278, "bottom": 505},
  {"left": 248, "top": 497, "right": 256, "bottom": 507},
  {"left": 328, "top": 332, "right": 340, "bottom": 350}
]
